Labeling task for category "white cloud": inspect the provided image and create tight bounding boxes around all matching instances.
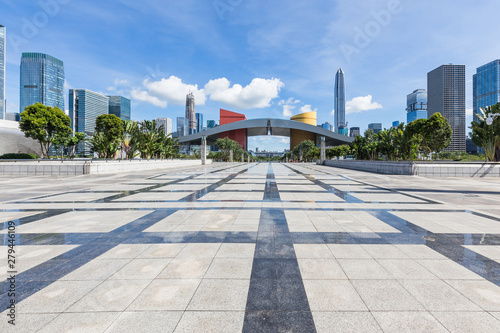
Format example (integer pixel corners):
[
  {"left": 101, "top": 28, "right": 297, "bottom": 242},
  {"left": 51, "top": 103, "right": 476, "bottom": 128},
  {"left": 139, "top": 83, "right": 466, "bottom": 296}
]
[
  {"left": 345, "top": 95, "right": 383, "bottom": 114},
  {"left": 466, "top": 108, "right": 473, "bottom": 116},
  {"left": 114, "top": 79, "right": 130, "bottom": 86},
  {"left": 299, "top": 104, "right": 317, "bottom": 113},
  {"left": 140, "top": 76, "right": 206, "bottom": 106},
  {"left": 279, "top": 98, "right": 303, "bottom": 117},
  {"left": 130, "top": 90, "right": 168, "bottom": 108},
  {"left": 205, "top": 78, "right": 284, "bottom": 110},
  {"left": 280, "top": 138, "right": 290, "bottom": 144}
]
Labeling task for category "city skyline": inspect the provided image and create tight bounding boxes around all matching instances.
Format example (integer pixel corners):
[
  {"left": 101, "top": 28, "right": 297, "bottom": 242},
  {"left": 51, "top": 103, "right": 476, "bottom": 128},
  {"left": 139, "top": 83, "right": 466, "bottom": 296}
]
[{"left": 2, "top": 1, "right": 500, "bottom": 150}]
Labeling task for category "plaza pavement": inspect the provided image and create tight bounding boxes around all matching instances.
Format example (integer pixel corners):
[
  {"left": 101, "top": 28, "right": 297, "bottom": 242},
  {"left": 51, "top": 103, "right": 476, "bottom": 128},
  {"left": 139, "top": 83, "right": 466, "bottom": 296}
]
[{"left": 1, "top": 162, "right": 500, "bottom": 332}]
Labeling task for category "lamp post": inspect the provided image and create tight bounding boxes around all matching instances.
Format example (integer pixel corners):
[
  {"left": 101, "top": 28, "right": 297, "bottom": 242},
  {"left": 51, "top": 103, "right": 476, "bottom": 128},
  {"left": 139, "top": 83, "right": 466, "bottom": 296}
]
[{"left": 486, "top": 113, "right": 500, "bottom": 126}]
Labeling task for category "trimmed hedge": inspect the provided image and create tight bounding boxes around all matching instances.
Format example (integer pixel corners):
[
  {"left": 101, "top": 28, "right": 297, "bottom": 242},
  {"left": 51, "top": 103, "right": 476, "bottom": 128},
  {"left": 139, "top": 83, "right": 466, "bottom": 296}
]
[{"left": 0, "top": 153, "right": 40, "bottom": 159}]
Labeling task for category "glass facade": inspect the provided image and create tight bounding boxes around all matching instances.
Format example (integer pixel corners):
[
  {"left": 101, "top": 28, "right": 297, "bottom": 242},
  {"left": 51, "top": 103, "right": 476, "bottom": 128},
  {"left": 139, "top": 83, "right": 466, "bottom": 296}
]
[
  {"left": 20, "top": 53, "right": 65, "bottom": 113},
  {"left": 185, "top": 93, "right": 195, "bottom": 135},
  {"left": 406, "top": 89, "right": 427, "bottom": 124},
  {"left": 0, "top": 25, "right": 5, "bottom": 119},
  {"left": 207, "top": 120, "right": 216, "bottom": 128},
  {"left": 338, "top": 125, "right": 349, "bottom": 136},
  {"left": 334, "top": 68, "right": 346, "bottom": 133},
  {"left": 196, "top": 112, "right": 203, "bottom": 133},
  {"left": 473, "top": 60, "right": 500, "bottom": 123},
  {"left": 69, "top": 89, "right": 109, "bottom": 155},
  {"left": 321, "top": 122, "right": 333, "bottom": 131},
  {"left": 108, "top": 96, "right": 131, "bottom": 121},
  {"left": 368, "top": 123, "right": 382, "bottom": 134},
  {"left": 176, "top": 117, "right": 188, "bottom": 137},
  {"left": 427, "top": 64, "right": 466, "bottom": 152},
  {"left": 349, "top": 127, "right": 360, "bottom": 137}
]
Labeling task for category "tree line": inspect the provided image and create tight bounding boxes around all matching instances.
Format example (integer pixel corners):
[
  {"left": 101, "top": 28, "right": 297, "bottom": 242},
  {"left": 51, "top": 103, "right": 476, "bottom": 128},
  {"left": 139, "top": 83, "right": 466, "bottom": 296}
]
[{"left": 19, "top": 103, "right": 179, "bottom": 159}]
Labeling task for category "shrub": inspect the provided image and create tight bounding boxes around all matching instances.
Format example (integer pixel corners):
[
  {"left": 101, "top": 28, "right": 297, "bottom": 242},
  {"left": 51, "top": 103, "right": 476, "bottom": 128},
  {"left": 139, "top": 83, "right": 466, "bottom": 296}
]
[{"left": 0, "top": 153, "right": 40, "bottom": 159}]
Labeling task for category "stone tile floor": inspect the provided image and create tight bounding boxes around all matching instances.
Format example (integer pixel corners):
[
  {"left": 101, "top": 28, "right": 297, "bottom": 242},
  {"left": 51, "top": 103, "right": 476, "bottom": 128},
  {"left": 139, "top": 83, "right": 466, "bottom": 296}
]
[{"left": 1, "top": 162, "right": 500, "bottom": 332}]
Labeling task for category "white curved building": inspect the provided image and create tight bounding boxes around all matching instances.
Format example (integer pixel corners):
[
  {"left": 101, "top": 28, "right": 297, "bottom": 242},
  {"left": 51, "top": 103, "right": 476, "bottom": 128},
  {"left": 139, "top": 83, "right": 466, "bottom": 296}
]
[{"left": 0, "top": 119, "right": 42, "bottom": 156}]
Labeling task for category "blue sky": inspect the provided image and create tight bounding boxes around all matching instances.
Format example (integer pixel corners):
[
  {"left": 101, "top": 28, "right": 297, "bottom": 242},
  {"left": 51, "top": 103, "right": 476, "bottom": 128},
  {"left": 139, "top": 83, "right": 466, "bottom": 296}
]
[{"left": 2, "top": 0, "right": 500, "bottom": 151}]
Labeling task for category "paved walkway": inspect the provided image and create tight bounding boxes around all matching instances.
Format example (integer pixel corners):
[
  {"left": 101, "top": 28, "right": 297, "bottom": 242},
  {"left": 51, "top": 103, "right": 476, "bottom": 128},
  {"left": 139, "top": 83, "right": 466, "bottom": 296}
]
[{"left": 1, "top": 162, "right": 500, "bottom": 332}]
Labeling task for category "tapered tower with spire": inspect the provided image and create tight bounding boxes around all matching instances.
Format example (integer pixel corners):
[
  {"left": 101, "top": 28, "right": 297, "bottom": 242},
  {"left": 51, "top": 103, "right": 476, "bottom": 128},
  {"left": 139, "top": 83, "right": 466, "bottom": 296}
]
[{"left": 334, "top": 68, "right": 346, "bottom": 133}]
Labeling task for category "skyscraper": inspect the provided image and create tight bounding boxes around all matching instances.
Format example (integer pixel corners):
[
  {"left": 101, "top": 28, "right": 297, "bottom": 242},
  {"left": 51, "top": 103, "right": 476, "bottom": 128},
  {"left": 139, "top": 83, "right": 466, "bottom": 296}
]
[
  {"left": 108, "top": 96, "right": 131, "bottom": 121},
  {"left": 69, "top": 89, "right": 109, "bottom": 155},
  {"left": 427, "top": 64, "right": 466, "bottom": 152},
  {"left": 321, "top": 122, "right": 333, "bottom": 131},
  {"left": 176, "top": 117, "right": 188, "bottom": 137},
  {"left": 156, "top": 117, "right": 172, "bottom": 135},
  {"left": 195, "top": 112, "right": 203, "bottom": 133},
  {"left": 406, "top": 89, "right": 427, "bottom": 124},
  {"left": 0, "top": 25, "right": 5, "bottom": 119},
  {"left": 473, "top": 60, "right": 500, "bottom": 123},
  {"left": 185, "top": 92, "right": 196, "bottom": 135},
  {"left": 368, "top": 123, "right": 382, "bottom": 134},
  {"left": 349, "top": 127, "right": 360, "bottom": 137},
  {"left": 20, "top": 53, "right": 65, "bottom": 113},
  {"left": 334, "top": 68, "right": 346, "bottom": 133},
  {"left": 207, "top": 120, "right": 216, "bottom": 128}
]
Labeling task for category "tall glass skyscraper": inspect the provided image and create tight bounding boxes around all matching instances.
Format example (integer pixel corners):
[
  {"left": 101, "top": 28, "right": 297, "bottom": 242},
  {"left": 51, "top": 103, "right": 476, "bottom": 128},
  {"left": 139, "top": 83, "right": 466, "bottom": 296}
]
[
  {"left": 427, "top": 64, "right": 466, "bottom": 152},
  {"left": 334, "top": 68, "right": 346, "bottom": 133},
  {"left": 473, "top": 60, "right": 500, "bottom": 123},
  {"left": 0, "top": 25, "right": 5, "bottom": 119},
  {"left": 108, "top": 95, "right": 131, "bottom": 121},
  {"left": 69, "top": 89, "right": 109, "bottom": 155},
  {"left": 20, "top": 53, "right": 65, "bottom": 113},
  {"left": 195, "top": 112, "right": 203, "bottom": 133},
  {"left": 406, "top": 89, "right": 427, "bottom": 124},
  {"left": 176, "top": 117, "right": 188, "bottom": 137},
  {"left": 185, "top": 92, "right": 196, "bottom": 135}
]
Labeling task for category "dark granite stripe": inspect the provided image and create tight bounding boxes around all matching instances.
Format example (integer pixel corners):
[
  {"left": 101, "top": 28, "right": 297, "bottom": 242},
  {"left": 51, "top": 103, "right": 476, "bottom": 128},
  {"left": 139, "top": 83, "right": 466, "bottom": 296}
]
[{"left": 243, "top": 163, "right": 316, "bottom": 333}]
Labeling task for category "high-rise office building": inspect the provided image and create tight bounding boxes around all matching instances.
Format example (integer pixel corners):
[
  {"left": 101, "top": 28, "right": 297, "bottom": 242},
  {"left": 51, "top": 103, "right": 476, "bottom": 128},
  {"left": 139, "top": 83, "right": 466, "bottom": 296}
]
[
  {"left": 207, "top": 120, "right": 216, "bottom": 128},
  {"left": 69, "top": 89, "right": 109, "bottom": 155},
  {"left": 334, "top": 68, "right": 346, "bottom": 133},
  {"left": 196, "top": 112, "right": 203, "bottom": 133},
  {"left": 176, "top": 117, "right": 188, "bottom": 137},
  {"left": 20, "top": 53, "right": 65, "bottom": 113},
  {"left": 185, "top": 92, "right": 196, "bottom": 135},
  {"left": 406, "top": 89, "right": 427, "bottom": 124},
  {"left": 321, "top": 122, "right": 333, "bottom": 131},
  {"left": 473, "top": 60, "right": 500, "bottom": 123},
  {"left": 349, "top": 127, "right": 360, "bottom": 137},
  {"left": 0, "top": 25, "right": 5, "bottom": 119},
  {"left": 368, "top": 123, "right": 382, "bottom": 134},
  {"left": 156, "top": 117, "right": 172, "bottom": 135},
  {"left": 427, "top": 64, "right": 466, "bottom": 152},
  {"left": 108, "top": 96, "right": 131, "bottom": 121},
  {"left": 392, "top": 121, "right": 400, "bottom": 128}
]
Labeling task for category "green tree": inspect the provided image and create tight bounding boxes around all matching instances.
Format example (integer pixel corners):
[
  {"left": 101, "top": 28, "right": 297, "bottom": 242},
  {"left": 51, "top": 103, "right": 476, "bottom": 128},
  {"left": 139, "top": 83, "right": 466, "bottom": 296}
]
[
  {"left": 66, "top": 132, "right": 86, "bottom": 159},
  {"left": 425, "top": 113, "right": 452, "bottom": 159},
  {"left": 122, "top": 120, "right": 140, "bottom": 159},
  {"left": 19, "top": 103, "right": 72, "bottom": 159},
  {"left": 470, "top": 104, "right": 500, "bottom": 161},
  {"left": 215, "top": 137, "right": 243, "bottom": 162},
  {"left": 292, "top": 140, "right": 315, "bottom": 161},
  {"left": 92, "top": 114, "right": 124, "bottom": 159}
]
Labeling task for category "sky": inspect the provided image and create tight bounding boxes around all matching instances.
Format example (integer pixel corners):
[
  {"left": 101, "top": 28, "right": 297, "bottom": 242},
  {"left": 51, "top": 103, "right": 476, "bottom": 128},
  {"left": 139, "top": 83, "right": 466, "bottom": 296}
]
[{"left": 2, "top": 0, "right": 500, "bottom": 151}]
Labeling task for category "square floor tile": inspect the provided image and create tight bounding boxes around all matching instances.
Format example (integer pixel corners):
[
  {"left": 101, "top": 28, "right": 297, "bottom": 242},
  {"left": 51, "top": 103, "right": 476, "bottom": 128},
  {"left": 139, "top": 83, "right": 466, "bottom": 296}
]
[
  {"left": 298, "top": 259, "right": 347, "bottom": 280},
  {"left": 38, "top": 312, "right": 120, "bottom": 333},
  {"left": 372, "top": 311, "right": 448, "bottom": 333},
  {"left": 187, "top": 279, "right": 250, "bottom": 310},
  {"left": 105, "top": 311, "right": 183, "bottom": 333},
  {"left": 431, "top": 311, "right": 500, "bottom": 333},
  {"left": 352, "top": 280, "right": 424, "bottom": 311},
  {"left": 312, "top": 312, "right": 381, "bottom": 333},
  {"left": 337, "top": 259, "right": 392, "bottom": 279},
  {"left": 128, "top": 279, "right": 201, "bottom": 310},
  {"left": 205, "top": 258, "right": 253, "bottom": 279},
  {"left": 303, "top": 280, "right": 367, "bottom": 311},
  {"left": 174, "top": 311, "right": 245, "bottom": 333}
]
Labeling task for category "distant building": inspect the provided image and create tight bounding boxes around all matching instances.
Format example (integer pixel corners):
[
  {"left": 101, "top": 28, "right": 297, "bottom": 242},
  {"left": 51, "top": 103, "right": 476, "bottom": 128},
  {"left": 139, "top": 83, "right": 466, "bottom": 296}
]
[
  {"left": 334, "top": 68, "right": 346, "bottom": 133},
  {"left": 392, "top": 121, "right": 400, "bottom": 128},
  {"left": 20, "top": 52, "right": 65, "bottom": 113},
  {"left": 473, "top": 60, "right": 500, "bottom": 123},
  {"left": 207, "top": 120, "right": 216, "bottom": 128},
  {"left": 5, "top": 113, "right": 19, "bottom": 121},
  {"left": 368, "top": 123, "right": 382, "bottom": 134},
  {"left": 321, "top": 122, "right": 333, "bottom": 131},
  {"left": 0, "top": 25, "right": 5, "bottom": 119},
  {"left": 349, "top": 127, "right": 360, "bottom": 137},
  {"left": 196, "top": 112, "right": 203, "bottom": 133},
  {"left": 338, "top": 125, "right": 349, "bottom": 136},
  {"left": 176, "top": 116, "right": 189, "bottom": 137},
  {"left": 185, "top": 93, "right": 196, "bottom": 135},
  {"left": 428, "top": 64, "right": 466, "bottom": 152},
  {"left": 156, "top": 117, "right": 172, "bottom": 135},
  {"left": 69, "top": 89, "right": 109, "bottom": 155},
  {"left": 406, "top": 89, "right": 427, "bottom": 124},
  {"left": 108, "top": 96, "right": 131, "bottom": 121}
]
